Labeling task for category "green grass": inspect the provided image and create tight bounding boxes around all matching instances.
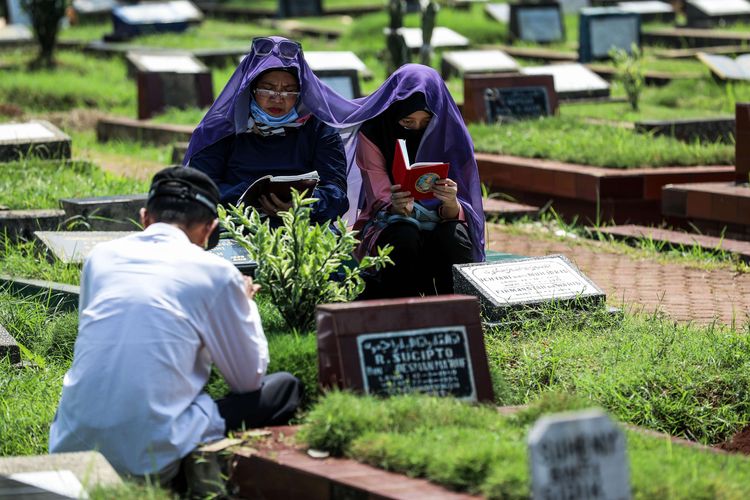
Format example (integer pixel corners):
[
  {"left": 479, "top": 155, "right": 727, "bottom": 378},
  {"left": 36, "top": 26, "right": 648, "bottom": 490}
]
[
  {"left": 469, "top": 115, "right": 734, "bottom": 167},
  {"left": 0, "top": 158, "right": 148, "bottom": 210},
  {"left": 0, "top": 237, "right": 81, "bottom": 285},
  {"left": 301, "top": 391, "right": 750, "bottom": 499}
]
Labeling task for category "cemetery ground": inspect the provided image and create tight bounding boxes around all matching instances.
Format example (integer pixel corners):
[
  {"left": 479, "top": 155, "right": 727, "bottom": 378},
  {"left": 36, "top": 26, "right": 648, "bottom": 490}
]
[{"left": 3, "top": 1, "right": 750, "bottom": 498}]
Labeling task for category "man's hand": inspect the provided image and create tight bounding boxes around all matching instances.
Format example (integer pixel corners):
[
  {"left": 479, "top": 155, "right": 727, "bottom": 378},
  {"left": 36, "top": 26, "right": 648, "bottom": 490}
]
[
  {"left": 259, "top": 193, "right": 293, "bottom": 217},
  {"left": 389, "top": 184, "right": 414, "bottom": 216},
  {"left": 243, "top": 276, "right": 261, "bottom": 300}
]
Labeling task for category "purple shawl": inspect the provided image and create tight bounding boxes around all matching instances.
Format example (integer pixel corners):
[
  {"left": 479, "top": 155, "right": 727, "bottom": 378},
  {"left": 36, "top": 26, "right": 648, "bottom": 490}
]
[{"left": 185, "top": 39, "right": 485, "bottom": 262}]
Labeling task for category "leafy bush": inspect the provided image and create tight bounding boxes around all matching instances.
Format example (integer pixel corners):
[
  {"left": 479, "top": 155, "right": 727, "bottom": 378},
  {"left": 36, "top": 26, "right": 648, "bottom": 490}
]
[
  {"left": 610, "top": 44, "right": 645, "bottom": 112},
  {"left": 219, "top": 191, "right": 392, "bottom": 331}
]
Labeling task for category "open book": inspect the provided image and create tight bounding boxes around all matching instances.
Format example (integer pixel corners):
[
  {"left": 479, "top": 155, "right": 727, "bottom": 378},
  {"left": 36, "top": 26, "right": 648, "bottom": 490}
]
[
  {"left": 237, "top": 170, "right": 320, "bottom": 208},
  {"left": 697, "top": 52, "right": 750, "bottom": 81},
  {"left": 392, "top": 138, "right": 449, "bottom": 201}
]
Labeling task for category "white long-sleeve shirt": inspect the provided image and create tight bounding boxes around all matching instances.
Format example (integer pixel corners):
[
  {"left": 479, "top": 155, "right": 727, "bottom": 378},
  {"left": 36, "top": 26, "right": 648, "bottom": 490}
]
[{"left": 49, "top": 223, "right": 268, "bottom": 476}]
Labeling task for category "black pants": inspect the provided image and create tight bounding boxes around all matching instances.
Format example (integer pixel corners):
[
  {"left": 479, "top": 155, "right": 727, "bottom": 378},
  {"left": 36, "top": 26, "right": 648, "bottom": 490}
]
[{"left": 360, "top": 220, "right": 474, "bottom": 299}]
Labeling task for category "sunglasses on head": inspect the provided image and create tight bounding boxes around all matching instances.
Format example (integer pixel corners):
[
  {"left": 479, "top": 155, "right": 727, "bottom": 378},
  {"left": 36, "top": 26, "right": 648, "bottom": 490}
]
[{"left": 252, "top": 37, "right": 302, "bottom": 60}]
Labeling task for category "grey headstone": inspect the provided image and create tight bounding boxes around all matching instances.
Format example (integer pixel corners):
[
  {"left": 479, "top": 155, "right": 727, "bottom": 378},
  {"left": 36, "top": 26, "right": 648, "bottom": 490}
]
[
  {"left": 0, "top": 323, "right": 20, "bottom": 364},
  {"left": 559, "top": 0, "right": 590, "bottom": 13},
  {"left": 528, "top": 410, "right": 631, "bottom": 500},
  {"left": 35, "top": 231, "right": 137, "bottom": 264},
  {"left": 390, "top": 27, "right": 470, "bottom": 50},
  {"left": 485, "top": 3, "right": 510, "bottom": 23},
  {"left": 0, "top": 121, "right": 71, "bottom": 163},
  {"left": 0, "top": 451, "right": 122, "bottom": 490},
  {"left": 578, "top": 7, "right": 641, "bottom": 63},
  {"left": 59, "top": 194, "right": 147, "bottom": 231},
  {"left": 453, "top": 255, "right": 605, "bottom": 323},
  {"left": 0, "top": 274, "right": 80, "bottom": 313},
  {"left": 511, "top": 3, "right": 565, "bottom": 44},
  {"left": 688, "top": 0, "right": 750, "bottom": 16},
  {"left": 521, "top": 63, "right": 610, "bottom": 99},
  {"left": 441, "top": 50, "right": 519, "bottom": 79},
  {"left": 0, "top": 209, "right": 66, "bottom": 243}
]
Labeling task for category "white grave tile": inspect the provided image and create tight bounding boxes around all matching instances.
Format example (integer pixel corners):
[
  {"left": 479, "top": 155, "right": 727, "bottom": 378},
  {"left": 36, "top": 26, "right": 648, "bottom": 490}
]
[
  {"left": 522, "top": 63, "right": 609, "bottom": 95},
  {"left": 0, "top": 24, "right": 32, "bottom": 42},
  {"left": 116, "top": 0, "right": 202, "bottom": 23},
  {"left": 73, "top": 0, "right": 119, "bottom": 15},
  {"left": 617, "top": 1, "right": 673, "bottom": 14},
  {"left": 0, "top": 123, "right": 55, "bottom": 142},
  {"left": 443, "top": 50, "right": 519, "bottom": 74},
  {"left": 688, "top": 0, "right": 750, "bottom": 16},
  {"left": 10, "top": 470, "right": 87, "bottom": 499},
  {"left": 136, "top": 53, "right": 205, "bottom": 73},
  {"left": 485, "top": 3, "right": 510, "bottom": 23},
  {"left": 393, "top": 27, "right": 470, "bottom": 49},
  {"left": 305, "top": 51, "right": 367, "bottom": 73},
  {"left": 528, "top": 410, "right": 631, "bottom": 500}
]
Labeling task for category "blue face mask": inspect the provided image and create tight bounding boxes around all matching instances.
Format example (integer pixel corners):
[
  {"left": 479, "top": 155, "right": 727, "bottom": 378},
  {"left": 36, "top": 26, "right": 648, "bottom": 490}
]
[{"left": 250, "top": 99, "right": 299, "bottom": 127}]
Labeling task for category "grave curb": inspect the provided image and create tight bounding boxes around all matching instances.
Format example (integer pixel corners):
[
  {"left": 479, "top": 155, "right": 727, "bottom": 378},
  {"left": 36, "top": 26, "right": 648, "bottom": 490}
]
[
  {"left": 96, "top": 116, "right": 193, "bottom": 146},
  {"left": 0, "top": 274, "right": 80, "bottom": 312}
]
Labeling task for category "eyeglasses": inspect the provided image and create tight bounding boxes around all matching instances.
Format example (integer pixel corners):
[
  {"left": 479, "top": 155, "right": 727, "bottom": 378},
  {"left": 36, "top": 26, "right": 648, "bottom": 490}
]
[
  {"left": 254, "top": 88, "right": 300, "bottom": 100},
  {"left": 252, "top": 37, "right": 302, "bottom": 60}
]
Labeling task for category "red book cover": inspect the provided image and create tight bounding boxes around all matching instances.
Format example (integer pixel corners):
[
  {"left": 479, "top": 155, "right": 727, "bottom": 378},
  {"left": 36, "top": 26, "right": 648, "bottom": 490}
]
[{"left": 391, "top": 139, "right": 449, "bottom": 201}]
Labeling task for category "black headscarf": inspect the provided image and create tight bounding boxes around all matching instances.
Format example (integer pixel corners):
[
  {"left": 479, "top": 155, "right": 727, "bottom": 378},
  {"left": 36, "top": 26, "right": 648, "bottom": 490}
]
[{"left": 360, "top": 92, "right": 432, "bottom": 181}]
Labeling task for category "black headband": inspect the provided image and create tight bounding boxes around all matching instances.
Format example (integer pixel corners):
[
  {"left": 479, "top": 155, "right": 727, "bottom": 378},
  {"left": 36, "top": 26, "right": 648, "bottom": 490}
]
[{"left": 148, "top": 179, "right": 218, "bottom": 216}]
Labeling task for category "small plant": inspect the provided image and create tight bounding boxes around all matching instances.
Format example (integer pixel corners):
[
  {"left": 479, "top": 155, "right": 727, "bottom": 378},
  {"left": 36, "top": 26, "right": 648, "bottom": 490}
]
[
  {"left": 610, "top": 43, "right": 645, "bottom": 112},
  {"left": 219, "top": 190, "right": 392, "bottom": 332}
]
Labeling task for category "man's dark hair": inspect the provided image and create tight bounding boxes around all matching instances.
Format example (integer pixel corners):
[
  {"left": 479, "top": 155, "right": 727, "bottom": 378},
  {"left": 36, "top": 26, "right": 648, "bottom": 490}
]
[{"left": 146, "top": 167, "right": 220, "bottom": 226}]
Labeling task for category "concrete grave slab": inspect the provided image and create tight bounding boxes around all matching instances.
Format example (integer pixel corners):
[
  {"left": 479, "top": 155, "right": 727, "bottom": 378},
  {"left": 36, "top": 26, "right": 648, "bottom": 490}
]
[
  {"left": 0, "top": 121, "right": 71, "bottom": 162},
  {"left": 559, "top": 0, "right": 590, "bottom": 13},
  {"left": 390, "top": 26, "right": 470, "bottom": 50},
  {"left": 73, "top": 0, "right": 120, "bottom": 19},
  {"left": 0, "top": 23, "right": 32, "bottom": 46},
  {"left": 685, "top": 0, "right": 750, "bottom": 27},
  {"left": 522, "top": 63, "right": 610, "bottom": 99},
  {"left": 59, "top": 194, "right": 146, "bottom": 231},
  {"left": 529, "top": 410, "right": 630, "bottom": 500},
  {"left": 0, "top": 274, "right": 80, "bottom": 312},
  {"left": 112, "top": 0, "right": 203, "bottom": 38},
  {"left": 453, "top": 254, "right": 606, "bottom": 323},
  {"left": 441, "top": 49, "right": 519, "bottom": 79},
  {"left": 0, "top": 323, "right": 20, "bottom": 364},
  {"left": 617, "top": 0, "right": 675, "bottom": 23},
  {"left": 0, "top": 451, "right": 122, "bottom": 491},
  {"left": 35, "top": 231, "right": 137, "bottom": 264},
  {"left": 0, "top": 209, "right": 65, "bottom": 243},
  {"left": 578, "top": 7, "right": 641, "bottom": 63},
  {"left": 697, "top": 52, "right": 750, "bottom": 81},
  {"left": 485, "top": 3, "right": 510, "bottom": 23},
  {"left": 305, "top": 50, "right": 368, "bottom": 73}
]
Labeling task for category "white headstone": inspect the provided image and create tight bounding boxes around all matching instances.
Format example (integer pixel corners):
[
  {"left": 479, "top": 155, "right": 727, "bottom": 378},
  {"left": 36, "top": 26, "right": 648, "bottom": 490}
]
[
  {"left": 0, "top": 24, "right": 32, "bottom": 42},
  {"left": 485, "top": 2, "right": 510, "bottom": 23},
  {"left": 134, "top": 53, "right": 205, "bottom": 73},
  {"left": 522, "top": 63, "right": 610, "bottom": 96},
  {"left": 73, "top": 0, "right": 119, "bottom": 15},
  {"left": 528, "top": 410, "right": 631, "bottom": 500},
  {"left": 392, "top": 27, "right": 470, "bottom": 49},
  {"left": 617, "top": 1, "right": 673, "bottom": 14},
  {"left": 443, "top": 50, "right": 519, "bottom": 74},
  {"left": 305, "top": 51, "right": 367, "bottom": 73},
  {"left": 115, "top": 0, "right": 202, "bottom": 23},
  {"left": 0, "top": 123, "right": 55, "bottom": 142},
  {"left": 688, "top": 0, "right": 750, "bottom": 16}
]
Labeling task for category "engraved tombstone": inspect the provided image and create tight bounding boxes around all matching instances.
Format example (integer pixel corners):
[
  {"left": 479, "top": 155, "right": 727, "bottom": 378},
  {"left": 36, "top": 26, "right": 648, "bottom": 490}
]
[
  {"left": 277, "top": 0, "right": 323, "bottom": 17},
  {"left": 685, "top": 0, "right": 750, "bottom": 28},
  {"left": 528, "top": 410, "right": 631, "bottom": 500},
  {"left": 210, "top": 238, "right": 256, "bottom": 275},
  {"left": 521, "top": 63, "right": 610, "bottom": 100},
  {"left": 59, "top": 194, "right": 146, "bottom": 231},
  {"left": 126, "top": 51, "right": 213, "bottom": 120},
  {"left": 578, "top": 7, "right": 640, "bottom": 63},
  {"left": 453, "top": 255, "right": 605, "bottom": 323},
  {"left": 316, "top": 295, "right": 494, "bottom": 402},
  {"left": 0, "top": 121, "right": 71, "bottom": 163},
  {"left": 441, "top": 49, "right": 519, "bottom": 79},
  {"left": 462, "top": 73, "right": 558, "bottom": 123},
  {"left": 112, "top": 0, "right": 203, "bottom": 39},
  {"left": 510, "top": 2, "right": 565, "bottom": 43}
]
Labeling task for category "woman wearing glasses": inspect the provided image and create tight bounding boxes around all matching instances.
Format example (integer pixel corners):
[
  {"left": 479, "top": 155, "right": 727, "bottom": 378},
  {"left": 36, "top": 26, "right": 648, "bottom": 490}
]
[{"left": 184, "top": 36, "right": 349, "bottom": 223}]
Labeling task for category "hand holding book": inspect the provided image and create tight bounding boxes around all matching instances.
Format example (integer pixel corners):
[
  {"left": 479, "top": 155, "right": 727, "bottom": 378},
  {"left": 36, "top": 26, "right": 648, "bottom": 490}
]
[
  {"left": 236, "top": 170, "right": 320, "bottom": 214},
  {"left": 391, "top": 138, "right": 449, "bottom": 201}
]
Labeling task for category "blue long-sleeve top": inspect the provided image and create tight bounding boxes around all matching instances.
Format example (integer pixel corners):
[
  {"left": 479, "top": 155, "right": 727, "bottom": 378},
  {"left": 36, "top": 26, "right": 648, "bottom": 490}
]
[{"left": 189, "top": 116, "right": 349, "bottom": 224}]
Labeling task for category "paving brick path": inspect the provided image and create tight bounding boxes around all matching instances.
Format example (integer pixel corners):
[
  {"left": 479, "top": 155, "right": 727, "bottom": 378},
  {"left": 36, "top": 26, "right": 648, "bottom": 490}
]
[{"left": 487, "top": 224, "right": 750, "bottom": 327}]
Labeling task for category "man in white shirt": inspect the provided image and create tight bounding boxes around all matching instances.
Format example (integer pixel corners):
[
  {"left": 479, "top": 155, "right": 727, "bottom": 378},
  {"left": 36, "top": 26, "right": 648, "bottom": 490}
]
[{"left": 49, "top": 167, "right": 301, "bottom": 485}]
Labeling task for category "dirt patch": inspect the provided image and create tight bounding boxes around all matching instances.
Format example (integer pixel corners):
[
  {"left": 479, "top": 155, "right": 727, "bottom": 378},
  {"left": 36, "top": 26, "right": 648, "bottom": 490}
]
[
  {"left": 0, "top": 103, "right": 24, "bottom": 119},
  {"left": 718, "top": 426, "right": 750, "bottom": 454},
  {"left": 42, "top": 108, "right": 107, "bottom": 132}
]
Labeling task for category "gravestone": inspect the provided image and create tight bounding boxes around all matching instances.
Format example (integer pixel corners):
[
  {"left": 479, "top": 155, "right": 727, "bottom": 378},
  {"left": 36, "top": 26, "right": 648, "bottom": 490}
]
[
  {"left": 485, "top": 86, "right": 552, "bottom": 123},
  {"left": 59, "top": 194, "right": 146, "bottom": 231},
  {"left": 392, "top": 26, "right": 470, "bottom": 51},
  {"left": 617, "top": 1, "right": 675, "bottom": 23},
  {"left": 0, "top": 323, "right": 20, "bottom": 364},
  {"left": 0, "top": 121, "right": 71, "bottom": 163},
  {"left": 305, "top": 51, "right": 368, "bottom": 99},
  {"left": 0, "top": 451, "right": 122, "bottom": 492},
  {"left": 697, "top": 52, "right": 750, "bottom": 81},
  {"left": 72, "top": 0, "right": 120, "bottom": 21},
  {"left": 111, "top": 0, "right": 203, "bottom": 39},
  {"left": 0, "top": 209, "right": 65, "bottom": 243},
  {"left": 0, "top": 23, "right": 32, "bottom": 46},
  {"left": 578, "top": 7, "right": 641, "bottom": 63},
  {"left": 453, "top": 254, "right": 605, "bottom": 323},
  {"left": 126, "top": 51, "right": 213, "bottom": 120},
  {"left": 316, "top": 295, "right": 494, "bottom": 402},
  {"left": 210, "top": 237, "right": 256, "bottom": 275},
  {"left": 737, "top": 103, "right": 750, "bottom": 183},
  {"left": 528, "top": 409, "right": 631, "bottom": 500},
  {"left": 277, "top": 0, "right": 322, "bottom": 17},
  {"left": 559, "top": 0, "right": 589, "bottom": 13},
  {"left": 521, "top": 63, "right": 610, "bottom": 100},
  {"left": 0, "top": 274, "right": 80, "bottom": 313},
  {"left": 685, "top": 0, "right": 750, "bottom": 28},
  {"left": 441, "top": 49, "right": 519, "bottom": 79},
  {"left": 510, "top": 2, "right": 565, "bottom": 44},
  {"left": 485, "top": 2, "right": 510, "bottom": 23},
  {"left": 463, "top": 73, "right": 558, "bottom": 123}
]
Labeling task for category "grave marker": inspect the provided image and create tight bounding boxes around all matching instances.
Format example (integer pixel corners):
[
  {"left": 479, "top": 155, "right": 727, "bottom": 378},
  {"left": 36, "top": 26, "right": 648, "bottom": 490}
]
[
  {"left": 72, "top": 0, "right": 120, "bottom": 21},
  {"left": 737, "top": 103, "right": 750, "bottom": 183},
  {"left": 453, "top": 255, "right": 605, "bottom": 323},
  {"left": 305, "top": 51, "right": 368, "bottom": 99},
  {"left": 210, "top": 238, "right": 256, "bottom": 275},
  {"left": 685, "top": 0, "right": 750, "bottom": 28},
  {"left": 0, "top": 121, "right": 71, "bottom": 163},
  {"left": 0, "top": 451, "right": 122, "bottom": 491},
  {"left": 441, "top": 49, "right": 519, "bottom": 79},
  {"left": 510, "top": 2, "right": 565, "bottom": 44},
  {"left": 59, "top": 194, "right": 146, "bottom": 231},
  {"left": 392, "top": 26, "right": 470, "bottom": 50},
  {"left": 463, "top": 73, "right": 558, "bottom": 123},
  {"left": 485, "top": 2, "right": 510, "bottom": 23},
  {"left": 578, "top": 7, "right": 641, "bottom": 63},
  {"left": 126, "top": 51, "right": 213, "bottom": 120},
  {"left": 112, "top": 0, "right": 203, "bottom": 39},
  {"left": 559, "top": 0, "right": 590, "bottom": 13},
  {"left": 697, "top": 52, "right": 750, "bottom": 82},
  {"left": 277, "top": 0, "right": 322, "bottom": 17},
  {"left": 316, "top": 295, "right": 494, "bottom": 402},
  {"left": 528, "top": 409, "right": 631, "bottom": 500},
  {"left": 617, "top": 1, "right": 675, "bottom": 23},
  {"left": 521, "top": 63, "right": 610, "bottom": 99},
  {"left": 0, "top": 323, "right": 20, "bottom": 364},
  {"left": 0, "top": 23, "right": 32, "bottom": 46}
]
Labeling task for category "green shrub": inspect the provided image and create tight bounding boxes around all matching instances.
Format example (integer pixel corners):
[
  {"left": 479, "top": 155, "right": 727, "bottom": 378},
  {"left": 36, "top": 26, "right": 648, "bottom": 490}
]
[{"left": 610, "top": 44, "right": 645, "bottom": 112}]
